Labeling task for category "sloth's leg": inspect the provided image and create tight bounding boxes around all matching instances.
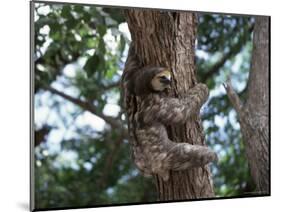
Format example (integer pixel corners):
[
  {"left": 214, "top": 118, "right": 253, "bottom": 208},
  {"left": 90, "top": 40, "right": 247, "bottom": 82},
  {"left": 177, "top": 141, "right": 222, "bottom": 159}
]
[
  {"left": 151, "top": 142, "right": 217, "bottom": 181},
  {"left": 168, "top": 143, "right": 218, "bottom": 171}
]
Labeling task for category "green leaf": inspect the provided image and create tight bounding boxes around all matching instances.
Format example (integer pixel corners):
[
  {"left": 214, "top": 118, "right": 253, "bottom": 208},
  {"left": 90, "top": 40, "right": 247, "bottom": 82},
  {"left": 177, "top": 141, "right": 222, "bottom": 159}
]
[
  {"left": 97, "top": 25, "right": 107, "bottom": 36},
  {"left": 65, "top": 18, "right": 77, "bottom": 29},
  {"left": 61, "top": 6, "right": 71, "bottom": 19},
  {"left": 102, "top": 8, "right": 125, "bottom": 24},
  {"left": 86, "top": 38, "right": 97, "bottom": 49},
  {"left": 98, "top": 38, "right": 106, "bottom": 54},
  {"left": 74, "top": 5, "right": 84, "bottom": 13},
  {"left": 83, "top": 54, "right": 100, "bottom": 77}
]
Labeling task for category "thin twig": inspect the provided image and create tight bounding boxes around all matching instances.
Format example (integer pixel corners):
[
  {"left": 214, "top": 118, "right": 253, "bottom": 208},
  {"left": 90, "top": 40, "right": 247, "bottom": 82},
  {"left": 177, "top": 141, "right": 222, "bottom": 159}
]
[{"left": 223, "top": 77, "right": 243, "bottom": 115}]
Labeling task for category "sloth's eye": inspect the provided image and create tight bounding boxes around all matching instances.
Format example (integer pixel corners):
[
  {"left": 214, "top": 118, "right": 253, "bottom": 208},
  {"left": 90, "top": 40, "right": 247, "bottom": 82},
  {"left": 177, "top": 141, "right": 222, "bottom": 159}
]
[{"left": 159, "top": 76, "right": 167, "bottom": 79}]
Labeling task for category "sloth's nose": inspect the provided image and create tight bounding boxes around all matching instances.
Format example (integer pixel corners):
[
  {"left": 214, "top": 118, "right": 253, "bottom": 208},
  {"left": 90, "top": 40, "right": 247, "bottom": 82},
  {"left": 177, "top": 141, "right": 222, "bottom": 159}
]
[{"left": 160, "top": 77, "right": 171, "bottom": 84}]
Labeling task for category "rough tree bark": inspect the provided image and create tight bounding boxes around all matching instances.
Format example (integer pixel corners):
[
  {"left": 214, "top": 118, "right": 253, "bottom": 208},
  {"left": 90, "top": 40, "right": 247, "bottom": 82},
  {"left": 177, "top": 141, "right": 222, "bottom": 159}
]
[
  {"left": 124, "top": 9, "right": 215, "bottom": 200},
  {"left": 224, "top": 16, "right": 269, "bottom": 194}
]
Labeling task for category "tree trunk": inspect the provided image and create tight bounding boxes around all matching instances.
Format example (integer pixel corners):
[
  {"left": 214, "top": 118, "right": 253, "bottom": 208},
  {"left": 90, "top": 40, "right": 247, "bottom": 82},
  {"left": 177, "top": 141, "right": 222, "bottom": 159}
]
[
  {"left": 124, "top": 9, "right": 215, "bottom": 200},
  {"left": 224, "top": 16, "right": 269, "bottom": 194}
]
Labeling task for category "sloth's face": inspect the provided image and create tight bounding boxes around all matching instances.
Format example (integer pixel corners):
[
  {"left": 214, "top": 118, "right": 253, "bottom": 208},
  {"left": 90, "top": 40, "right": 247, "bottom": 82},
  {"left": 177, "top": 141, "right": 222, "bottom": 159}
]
[{"left": 151, "top": 70, "right": 172, "bottom": 91}]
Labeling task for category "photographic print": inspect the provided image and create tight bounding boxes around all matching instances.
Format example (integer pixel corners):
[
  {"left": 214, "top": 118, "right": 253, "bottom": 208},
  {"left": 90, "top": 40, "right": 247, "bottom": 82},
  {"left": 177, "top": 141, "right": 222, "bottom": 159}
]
[{"left": 31, "top": 0, "right": 270, "bottom": 211}]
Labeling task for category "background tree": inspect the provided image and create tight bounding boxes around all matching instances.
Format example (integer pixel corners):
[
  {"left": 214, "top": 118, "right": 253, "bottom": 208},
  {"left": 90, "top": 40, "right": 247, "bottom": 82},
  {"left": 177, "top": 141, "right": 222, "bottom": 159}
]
[
  {"left": 33, "top": 2, "right": 260, "bottom": 209},
  {"left": 224, "top": 16, "right": 269, "bottom": 194}
]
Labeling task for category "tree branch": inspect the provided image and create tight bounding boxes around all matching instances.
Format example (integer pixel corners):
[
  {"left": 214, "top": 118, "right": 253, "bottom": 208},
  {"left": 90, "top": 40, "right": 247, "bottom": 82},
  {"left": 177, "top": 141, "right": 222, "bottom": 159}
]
[
  {"left": 44, "top": 85, "right": 128, "bottom": 138},
  {"left": 201, "top": 25, "right": 254, "bottom": 83},
  {"left": 201, "top": 50, "right": 234, "bottom": 83},
  {"left": 223, "top": 78, "right": 243, "bottom": 118},
  {"left": 100, "top": 81, "right": 120, "bottom": 91},
  {"left": 202, "top": 86, "right": 247, "bottom": 120}
]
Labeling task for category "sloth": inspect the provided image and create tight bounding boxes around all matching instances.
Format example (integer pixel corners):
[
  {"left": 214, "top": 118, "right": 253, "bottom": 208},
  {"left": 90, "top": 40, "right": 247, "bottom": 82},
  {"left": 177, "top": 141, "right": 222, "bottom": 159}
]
[{"left": 121, "top": 45, "right": 218, "bottom": 181}]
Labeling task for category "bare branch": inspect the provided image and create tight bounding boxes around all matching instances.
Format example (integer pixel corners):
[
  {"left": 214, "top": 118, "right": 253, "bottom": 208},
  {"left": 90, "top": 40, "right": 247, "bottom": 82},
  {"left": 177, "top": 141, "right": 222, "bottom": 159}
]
[
  {"left": 101, "top": 81, "right": 120, "bottom": 91},
  {"left": 202, "top": 86, "right": 247, "bottom": 120},
  {"left": 201, "top": 25, "right": 254, "bottom": 83},
  {"left": 44, "top": 85, "right": 128, "bottom": 138},
  {"left": 223, "top": 77, "right": 243, "bottom": 117},
  {"left": 202, "top": 52, "right": 231, "bottom": 83}
]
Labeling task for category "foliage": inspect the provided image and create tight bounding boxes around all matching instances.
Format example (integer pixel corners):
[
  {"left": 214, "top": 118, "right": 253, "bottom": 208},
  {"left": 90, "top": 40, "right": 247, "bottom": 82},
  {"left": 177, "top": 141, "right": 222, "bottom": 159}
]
[{"left": 34, "top": 3, "right": 255, "bottom": 209}]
